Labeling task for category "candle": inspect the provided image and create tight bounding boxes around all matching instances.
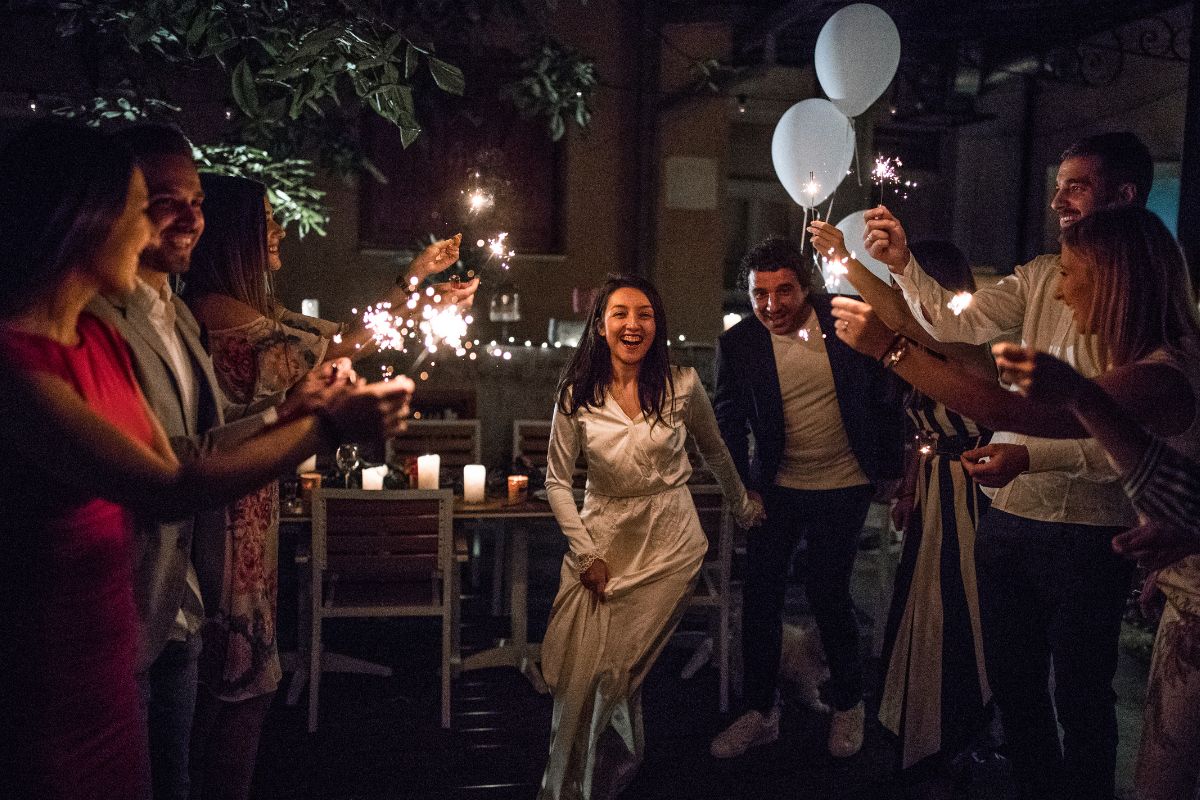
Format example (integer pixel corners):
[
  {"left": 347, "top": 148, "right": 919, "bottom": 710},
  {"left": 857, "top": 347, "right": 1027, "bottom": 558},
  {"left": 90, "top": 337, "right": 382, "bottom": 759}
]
[
  {"left": 301, "top": 298, "right": 320, "bottom": 318},
  {"left": 362, "top": 465, "right": 388, "bottom": 491},
  {"left": 463, "top": 464, "right": 486, "bottom": 503},
  {"left": 417, "top": 454, "right": 441, "bottom": 490},
  {"left": 507, "top": 474, "right": 529, "bottom": 504},
  {"left": 299, "top": 471, "right": 322, "bottom": 514},
  {"left": 297, "top": 454, "right": 317, "bottom": 475}
]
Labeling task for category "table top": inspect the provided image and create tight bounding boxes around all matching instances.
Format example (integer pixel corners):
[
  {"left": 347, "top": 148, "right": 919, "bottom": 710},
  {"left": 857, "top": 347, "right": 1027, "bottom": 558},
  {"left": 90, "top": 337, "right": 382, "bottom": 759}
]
[{"left": 280, "top": 495, "right": 558, "bottom": 524}]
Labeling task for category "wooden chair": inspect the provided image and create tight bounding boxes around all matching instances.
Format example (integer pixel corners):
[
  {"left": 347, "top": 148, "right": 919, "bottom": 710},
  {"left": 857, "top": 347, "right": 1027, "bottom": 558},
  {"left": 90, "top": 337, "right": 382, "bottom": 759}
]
[
  {"left": 309, "top": 489, "right": 458, "bottom": 731},
  {"left": 679, "top": 484, "right": 736, "bottom": 712},
  {"left": 512, "top": 418, "right": 586, "bottom": 489}
]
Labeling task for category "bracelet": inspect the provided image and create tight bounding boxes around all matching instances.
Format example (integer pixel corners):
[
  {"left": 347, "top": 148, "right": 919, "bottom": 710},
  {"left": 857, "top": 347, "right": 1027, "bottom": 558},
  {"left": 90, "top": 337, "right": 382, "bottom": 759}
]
[
  {"left": 877, "top": 331, "right": 904, "bottom": 364},
  {"left": 880, "top": 335, "right": 911, "bottom": 370},
  {"left": 313, "top": 407, "right": 344, "bottom": 445}
]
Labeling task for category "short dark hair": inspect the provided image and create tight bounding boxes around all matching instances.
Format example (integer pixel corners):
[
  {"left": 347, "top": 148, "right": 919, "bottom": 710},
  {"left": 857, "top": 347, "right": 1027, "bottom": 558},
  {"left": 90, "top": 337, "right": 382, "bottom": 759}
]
[
  {"left": 738, "top": 236, "right": 810, "bottom": 291},
  {"left": 114, "top": 123, "right": 194, "bottom": 162},
  {"left": 0, "top": 121, "right": 135, "bottom": 318},
  {"left": 1061, "top": 132, "right": 1153, "bottom": 207}
]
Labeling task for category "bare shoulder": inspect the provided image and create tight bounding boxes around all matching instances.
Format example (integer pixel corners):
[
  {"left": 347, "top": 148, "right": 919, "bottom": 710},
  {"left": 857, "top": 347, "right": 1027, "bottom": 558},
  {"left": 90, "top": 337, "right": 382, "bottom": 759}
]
[{"left": 186, "top": 292, "right": 264, "bottom": 331}]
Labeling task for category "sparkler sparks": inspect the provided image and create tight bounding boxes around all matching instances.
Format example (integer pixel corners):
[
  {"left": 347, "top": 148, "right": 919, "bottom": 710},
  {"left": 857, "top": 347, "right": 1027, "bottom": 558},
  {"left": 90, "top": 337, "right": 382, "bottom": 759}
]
[
  {"left": 820, "top": 246, "right": 853, "bottom": 292},
  {"left": 871, "top": 155, "right": 918, "bottom": 203},
  {"left": 947, "top": 292, "right": 973, "bottom": 316},
  {"left": 802, "top": 170, "right": 821, "bottom": 204}
]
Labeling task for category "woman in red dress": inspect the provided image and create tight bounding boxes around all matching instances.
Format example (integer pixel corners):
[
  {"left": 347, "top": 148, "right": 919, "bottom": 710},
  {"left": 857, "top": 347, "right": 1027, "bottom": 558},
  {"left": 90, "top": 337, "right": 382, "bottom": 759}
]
[{"left": 0, "top": 122, "right": 416, "bottom": 799}]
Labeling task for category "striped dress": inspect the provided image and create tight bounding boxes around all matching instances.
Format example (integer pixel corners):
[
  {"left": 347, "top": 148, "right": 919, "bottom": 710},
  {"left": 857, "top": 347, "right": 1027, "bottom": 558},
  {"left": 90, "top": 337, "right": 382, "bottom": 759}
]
[{"left": 879, "top": 392, "right": 992, "bottom": 772}]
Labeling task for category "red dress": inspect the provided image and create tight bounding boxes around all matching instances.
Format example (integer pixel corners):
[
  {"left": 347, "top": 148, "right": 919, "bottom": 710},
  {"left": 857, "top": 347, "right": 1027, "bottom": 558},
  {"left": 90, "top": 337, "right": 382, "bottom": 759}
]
[{"left": 0, "top": 313, "right": 155, "bottom": 800}]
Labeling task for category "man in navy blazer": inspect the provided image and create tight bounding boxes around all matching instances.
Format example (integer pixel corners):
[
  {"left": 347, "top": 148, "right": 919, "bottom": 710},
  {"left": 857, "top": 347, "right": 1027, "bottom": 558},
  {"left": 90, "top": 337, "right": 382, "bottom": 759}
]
[{"left": 710, "top": 236, "right": 904, "bottom": 760}]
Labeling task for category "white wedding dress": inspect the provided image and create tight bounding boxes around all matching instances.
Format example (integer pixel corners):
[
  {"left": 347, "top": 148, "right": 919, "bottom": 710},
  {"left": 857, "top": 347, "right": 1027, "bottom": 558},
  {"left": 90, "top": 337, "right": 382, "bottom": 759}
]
[{"left": 538, "top": 366, "right": 754, "bottom": 800}]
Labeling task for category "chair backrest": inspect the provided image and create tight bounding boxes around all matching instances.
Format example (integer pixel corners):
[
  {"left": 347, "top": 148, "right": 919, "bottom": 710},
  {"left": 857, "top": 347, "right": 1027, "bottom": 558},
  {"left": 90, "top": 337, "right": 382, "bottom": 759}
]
[
  {"left": 688, "top": 485, "right": 729, "bottom": 553},
  {"left": 312, "top": 489, "right": 454, "bottom": 590},
  {"left": 388, "top": 420, "right": 482, "bottom": 471},
  {"left": 513, "top": 418, "right": 586, "bottom": 489}
]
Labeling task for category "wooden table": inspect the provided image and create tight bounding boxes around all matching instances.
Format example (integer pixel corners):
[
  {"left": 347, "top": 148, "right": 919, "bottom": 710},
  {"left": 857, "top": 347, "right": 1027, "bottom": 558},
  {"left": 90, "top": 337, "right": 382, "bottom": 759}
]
[
  {"left": 452, "top": 497, "right": 559, "bottom": 692},
  {"left": 280, "top": 495, "right": 562, "bottom": 697}
]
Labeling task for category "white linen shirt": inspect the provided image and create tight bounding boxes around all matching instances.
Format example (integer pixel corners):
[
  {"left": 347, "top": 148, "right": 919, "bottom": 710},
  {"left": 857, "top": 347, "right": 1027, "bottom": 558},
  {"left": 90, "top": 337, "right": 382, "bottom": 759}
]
[{"left": 892, "top": 253, "right": 1135, "bottom": 527}]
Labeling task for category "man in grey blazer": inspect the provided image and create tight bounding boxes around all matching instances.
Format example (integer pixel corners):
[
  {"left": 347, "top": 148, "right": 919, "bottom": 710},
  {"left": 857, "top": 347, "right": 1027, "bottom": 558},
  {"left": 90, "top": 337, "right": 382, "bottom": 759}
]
[{"left": 88, "top": 124, "right": 308, "bottom": 800}]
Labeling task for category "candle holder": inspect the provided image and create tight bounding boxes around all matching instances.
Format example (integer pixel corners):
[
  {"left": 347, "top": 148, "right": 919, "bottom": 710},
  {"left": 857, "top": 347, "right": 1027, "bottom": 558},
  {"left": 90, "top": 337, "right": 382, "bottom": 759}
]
[{"left": 507, "top": 474, "right": 529, "bottom": 505}]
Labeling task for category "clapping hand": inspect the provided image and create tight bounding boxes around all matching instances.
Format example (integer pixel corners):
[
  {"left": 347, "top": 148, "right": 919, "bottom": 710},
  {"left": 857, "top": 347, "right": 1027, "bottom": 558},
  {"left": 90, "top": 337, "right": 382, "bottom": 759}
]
[
  {"left": 830, "top": 296, "right": 896, "bottom": 359},
  {"left": 992, "top": 343, "right": 1089, "bottom": 405},
  {"left": 862, "top": 206, "right": 911, "bottom": 272},
  {"left": 323, "top": 374, "right": 416, "bottom": 441}
]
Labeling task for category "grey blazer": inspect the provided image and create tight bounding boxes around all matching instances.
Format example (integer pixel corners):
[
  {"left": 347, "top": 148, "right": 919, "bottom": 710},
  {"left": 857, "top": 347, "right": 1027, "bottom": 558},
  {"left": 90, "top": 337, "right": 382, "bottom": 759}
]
[{"left": 87, "top": 292, "right": 277, "bottom": 672}]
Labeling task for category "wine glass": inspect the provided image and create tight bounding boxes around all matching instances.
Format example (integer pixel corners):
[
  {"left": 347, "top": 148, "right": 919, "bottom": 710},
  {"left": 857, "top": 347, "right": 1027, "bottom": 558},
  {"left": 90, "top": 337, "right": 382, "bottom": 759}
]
[{"left": 335, "top": 443, "right": 361, "bottom": 488}]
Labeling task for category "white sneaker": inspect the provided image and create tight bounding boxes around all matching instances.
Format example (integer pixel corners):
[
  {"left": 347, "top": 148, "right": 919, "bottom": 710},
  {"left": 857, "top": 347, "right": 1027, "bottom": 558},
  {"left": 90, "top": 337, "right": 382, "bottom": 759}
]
[
  {"left": 827, "top": 701, "right": 864, "bottom": 758},
  {"left": 709, "top": 706, "right": 781, "bottom": 758}
]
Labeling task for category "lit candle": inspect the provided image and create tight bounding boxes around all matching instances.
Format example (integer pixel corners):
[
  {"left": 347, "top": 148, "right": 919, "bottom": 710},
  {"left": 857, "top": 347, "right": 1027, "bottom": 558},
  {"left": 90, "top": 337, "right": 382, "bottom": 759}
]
[
  {"left": 507, "top": 474, "right": 529, "bottom": 504},
  {"left": 362, "top": 465, "right": 388, "bottom": 491},
  {"left": 297, "top": 454, "right": 317, "bottom": 475},
  {"left": 463, "top": 464, "right": 486, "bottom": 503},
  {"left": 417, "top": 454, "right": 441, "bottom": 490}
]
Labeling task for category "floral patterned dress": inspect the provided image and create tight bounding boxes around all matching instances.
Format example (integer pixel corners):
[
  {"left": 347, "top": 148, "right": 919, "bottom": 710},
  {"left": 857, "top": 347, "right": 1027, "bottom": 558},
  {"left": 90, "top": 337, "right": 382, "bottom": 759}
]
[{"left": 199, "top": 309, "right": 335, "bottom": 701}]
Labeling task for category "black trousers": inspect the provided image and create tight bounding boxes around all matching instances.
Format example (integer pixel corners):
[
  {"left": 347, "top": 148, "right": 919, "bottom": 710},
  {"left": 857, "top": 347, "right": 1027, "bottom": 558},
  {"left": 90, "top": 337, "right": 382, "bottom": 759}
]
[
  {"left": 975, "top": 509, "right": 1132, "bottom": 800},
  {"left": 742, "top": 483, "right": 874, "bottom": 713}
]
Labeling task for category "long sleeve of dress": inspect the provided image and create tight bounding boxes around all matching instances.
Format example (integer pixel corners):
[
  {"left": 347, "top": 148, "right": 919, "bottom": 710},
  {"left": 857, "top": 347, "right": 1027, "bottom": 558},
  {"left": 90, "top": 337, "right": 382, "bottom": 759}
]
[
  {"left": 683, "top": 375, "right": 757, "bottom": 526},
  {"left": 545, "top": 404, "right": 599, "bottom": 566}
]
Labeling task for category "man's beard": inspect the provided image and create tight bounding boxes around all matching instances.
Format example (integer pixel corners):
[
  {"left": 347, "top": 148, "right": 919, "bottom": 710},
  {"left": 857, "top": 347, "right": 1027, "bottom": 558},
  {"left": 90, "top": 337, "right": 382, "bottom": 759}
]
[{"left": 139, "top": 245, "right": 189, "bottom": 275}]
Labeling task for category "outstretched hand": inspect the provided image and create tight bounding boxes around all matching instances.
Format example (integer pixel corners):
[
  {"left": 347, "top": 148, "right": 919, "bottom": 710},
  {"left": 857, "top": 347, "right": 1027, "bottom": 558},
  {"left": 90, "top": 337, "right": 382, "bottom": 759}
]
[
  {"left": 992, "top": 343, "right": 1089, "bottom": 405},
  {"left": 830, "top": 296, "right": 896, "bottom": 359},
  {"left": 807, "top": 219, "right": 851, "bottom": 264},
  {"left": 322, "top": 375, "right": 415, "bottom": 441},
  {"left": 862, "top": 205, "right": 910, "bottom": 272},
  {"left": 404, "top": 234, "right": 462, "bottom": 283}
]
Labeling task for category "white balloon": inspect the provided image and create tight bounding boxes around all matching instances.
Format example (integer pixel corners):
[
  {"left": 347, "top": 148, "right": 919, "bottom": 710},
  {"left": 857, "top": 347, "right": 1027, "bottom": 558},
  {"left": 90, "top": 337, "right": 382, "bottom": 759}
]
[
  {"left": 815, "top": 3, "right": 901, "bottom": 118},
  {"left": 770, "top": 99, "right": 855, "bottom": 209},
  {"left": 823, "top": 209, "right": 892, "bottom": 294}
]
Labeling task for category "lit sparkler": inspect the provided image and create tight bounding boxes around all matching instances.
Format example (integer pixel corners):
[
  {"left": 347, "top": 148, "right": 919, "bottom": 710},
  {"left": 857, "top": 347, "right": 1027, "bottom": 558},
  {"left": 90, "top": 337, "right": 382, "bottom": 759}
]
[
  {"left": 802, "top": 170, "right": 821, "bottom": 208},
  {"left": 820, "top": 245, "right": 853, "bottom": 292},
  {"left": 947, "top": 292, "right": 973, "bottom": 316}
]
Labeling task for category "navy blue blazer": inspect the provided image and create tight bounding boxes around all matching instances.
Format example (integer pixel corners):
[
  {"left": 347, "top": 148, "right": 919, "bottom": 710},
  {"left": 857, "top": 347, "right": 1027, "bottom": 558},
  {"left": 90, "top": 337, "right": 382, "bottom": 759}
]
[{"left": 714, "top": 294, "right": 905, "bottom": 492}]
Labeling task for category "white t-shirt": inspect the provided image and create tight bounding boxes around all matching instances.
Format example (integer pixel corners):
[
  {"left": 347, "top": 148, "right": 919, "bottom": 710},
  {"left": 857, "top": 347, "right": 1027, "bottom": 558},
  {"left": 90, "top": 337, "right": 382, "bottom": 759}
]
[{"left": 770, "top": 308, "right": 868, "bottom": 491}]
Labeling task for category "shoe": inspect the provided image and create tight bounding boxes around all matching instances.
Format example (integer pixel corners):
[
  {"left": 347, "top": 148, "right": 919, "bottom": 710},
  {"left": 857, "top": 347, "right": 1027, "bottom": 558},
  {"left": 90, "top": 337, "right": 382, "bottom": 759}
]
[
  {"left": 827, "top": 701, "right": 864, "bottom": 758},
  {"left": 710, "top": 706, "right": 780, "bottom": 758}
]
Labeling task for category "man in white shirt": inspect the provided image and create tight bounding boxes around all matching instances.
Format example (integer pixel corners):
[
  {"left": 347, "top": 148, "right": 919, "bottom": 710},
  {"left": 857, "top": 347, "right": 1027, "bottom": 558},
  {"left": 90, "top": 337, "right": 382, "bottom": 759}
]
[{"left": 864, "top": 132, "right": 1153, "bottom": 800}]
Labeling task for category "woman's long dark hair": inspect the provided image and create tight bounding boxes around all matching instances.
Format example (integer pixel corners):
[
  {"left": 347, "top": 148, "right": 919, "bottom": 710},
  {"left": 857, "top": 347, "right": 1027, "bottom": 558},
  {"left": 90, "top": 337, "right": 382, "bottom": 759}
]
[
  {"left": 555, "top": 275, "right": 675, "bottom": 426},
  {"left": 0, "top": 121, "right": 135, "bottom": 319},
  {"left": 183, "top": 173, "right": 272, "bottom": 316}
]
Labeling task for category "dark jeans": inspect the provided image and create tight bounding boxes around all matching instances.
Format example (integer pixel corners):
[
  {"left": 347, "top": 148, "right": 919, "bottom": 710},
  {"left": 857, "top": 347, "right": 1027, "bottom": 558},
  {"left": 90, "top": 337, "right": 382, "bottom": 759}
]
[
  {"left": 975, "top": 509, "right": 1132, "bottom": 800},
  {"left": 136, "top": 632, "right": 202, "bottom": 800},
  {"left": 742, "top": 483, "right": 874, "bottom": 713}
]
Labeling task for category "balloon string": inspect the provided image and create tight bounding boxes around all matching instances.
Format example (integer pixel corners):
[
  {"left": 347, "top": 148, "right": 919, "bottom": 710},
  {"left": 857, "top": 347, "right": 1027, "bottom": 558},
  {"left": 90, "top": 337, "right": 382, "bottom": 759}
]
[{"left": 851, "top": 119, "right": 863, "bottom": 188}]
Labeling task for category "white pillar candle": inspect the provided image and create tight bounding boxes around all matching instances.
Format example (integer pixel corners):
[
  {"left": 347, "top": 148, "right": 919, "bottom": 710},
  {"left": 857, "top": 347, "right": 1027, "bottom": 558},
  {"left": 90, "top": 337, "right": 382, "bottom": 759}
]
[
  {"left": 463, "top": 464, "right": 486, "bottom": 503},
  {"left": 417, "top": 454, "right": 440, "bottom": 490},
  {"left": 362, "top": 465, "right": 388, "bottom": 490},
  {"left": 297, "top": 455, "right": 317, "bottom": 475},
  {"left": 301, "top": 298, "right": 320, "bottom": 318}
]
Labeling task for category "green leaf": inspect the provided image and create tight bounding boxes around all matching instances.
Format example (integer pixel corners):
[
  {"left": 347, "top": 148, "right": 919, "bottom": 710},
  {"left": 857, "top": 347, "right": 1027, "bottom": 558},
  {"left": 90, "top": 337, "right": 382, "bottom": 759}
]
[
  {"left": 231, "top": 59, "right": 260, "bottom": 117},
  {"left": 549, "top": 113, "right": 566, "bottom": 141},
  {"left": 399, "top": 125, "right": 421, "bottom": 148},
  {"left": 427, "top": 56, "right": 464, "bottom": 96},
  {"left": 404, "top": 42, "right": 418, "bottom": 79},
  {"left": 184, "top": 10, "right": 208, "bottom": 49}
]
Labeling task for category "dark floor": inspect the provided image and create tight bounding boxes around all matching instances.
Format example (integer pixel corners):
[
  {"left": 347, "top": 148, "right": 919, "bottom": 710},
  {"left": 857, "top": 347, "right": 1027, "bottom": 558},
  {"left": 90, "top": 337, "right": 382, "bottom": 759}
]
[{"left": 257, "top": 521, "right": 1147, "bottom": 800}]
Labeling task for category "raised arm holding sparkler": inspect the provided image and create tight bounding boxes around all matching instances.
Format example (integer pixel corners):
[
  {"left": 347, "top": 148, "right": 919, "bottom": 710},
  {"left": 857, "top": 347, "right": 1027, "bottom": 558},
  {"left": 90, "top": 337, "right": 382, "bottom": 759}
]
[{"left": 807, "top": 219, "right": 995, "bottom": 381}]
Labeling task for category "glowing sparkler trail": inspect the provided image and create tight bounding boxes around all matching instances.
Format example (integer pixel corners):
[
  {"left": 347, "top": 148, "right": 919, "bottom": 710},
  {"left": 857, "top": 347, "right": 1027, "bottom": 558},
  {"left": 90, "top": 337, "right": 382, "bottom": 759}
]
[{"left": 947, "top": 292, "right": 973, "bottom": 316}]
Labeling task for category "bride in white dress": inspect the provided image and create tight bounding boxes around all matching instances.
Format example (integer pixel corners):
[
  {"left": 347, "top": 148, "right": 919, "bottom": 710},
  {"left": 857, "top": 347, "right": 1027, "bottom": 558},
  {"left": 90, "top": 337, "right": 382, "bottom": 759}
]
[{"left": 539, "top": 276, "right": 764, "bottom": 800}]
